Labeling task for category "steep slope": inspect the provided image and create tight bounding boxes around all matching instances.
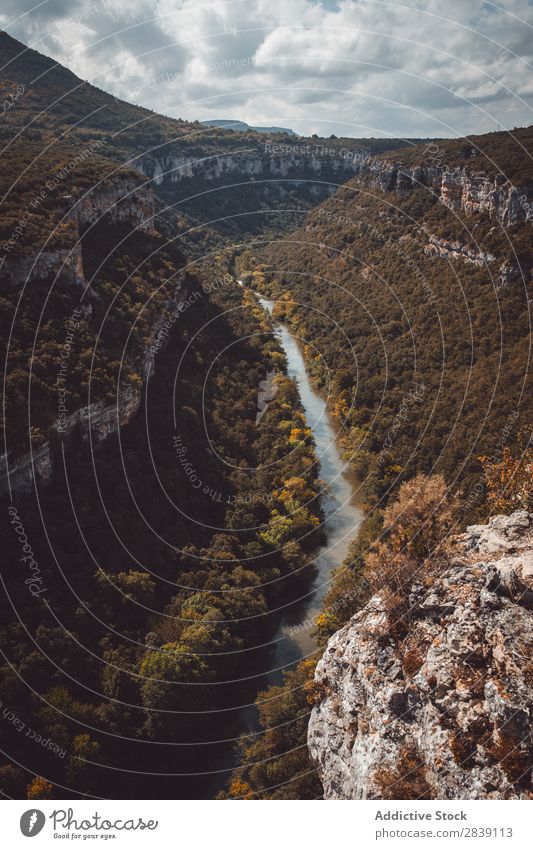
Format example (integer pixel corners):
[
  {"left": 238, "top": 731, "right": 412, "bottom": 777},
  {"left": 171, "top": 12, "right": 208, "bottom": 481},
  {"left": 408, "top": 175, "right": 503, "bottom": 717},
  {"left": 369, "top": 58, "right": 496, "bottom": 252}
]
[
  {"left": 249, "top": 129, "right": 532, "bottom": 511},
  {"left": 0, "top": 29, "right": 417, "bottom": 245},
  {"left": 219, "top": 131, "right": 533, "bottom": 801},
  {"left": 0, "top": 33, "right": 337, "bottom": 800},
  {"left": 0, "top": 30, "right": 423, "bottom": 488},
  {"left": 1, "top": 270, "right": 328, "bottom": 799},
  {"left": 309, "top": 511, "right": 533, "bottom": 800},
  {"left": 1, "top": 30, "right": 531, "bottom": 803}
]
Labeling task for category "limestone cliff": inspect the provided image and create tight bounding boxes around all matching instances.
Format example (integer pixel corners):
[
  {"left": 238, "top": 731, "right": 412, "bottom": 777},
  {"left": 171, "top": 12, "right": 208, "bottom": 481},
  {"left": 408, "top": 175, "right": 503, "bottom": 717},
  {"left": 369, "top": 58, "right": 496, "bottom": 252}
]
[
  {"left": 138, "top": 146, "right": 368, "bottom": 187},
  {"left": 2, "top": 178, "right": 154, "bottom": 289},
  {"left": 308, "top": 511, "right": 533, "bottom": 800},
  {"left": 353, "top": 159, "right": 533, "bottom": 228}
]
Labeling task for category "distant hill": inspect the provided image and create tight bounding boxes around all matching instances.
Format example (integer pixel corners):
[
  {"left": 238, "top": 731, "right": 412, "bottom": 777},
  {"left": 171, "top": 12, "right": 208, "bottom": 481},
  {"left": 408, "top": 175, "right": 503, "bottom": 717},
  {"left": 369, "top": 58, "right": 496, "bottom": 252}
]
[
  {"left": 201, "top": 119, "right": 298, "bottom": 136},
  {"left": 0, "top": 28, "right": 418, "bottom": 250}
]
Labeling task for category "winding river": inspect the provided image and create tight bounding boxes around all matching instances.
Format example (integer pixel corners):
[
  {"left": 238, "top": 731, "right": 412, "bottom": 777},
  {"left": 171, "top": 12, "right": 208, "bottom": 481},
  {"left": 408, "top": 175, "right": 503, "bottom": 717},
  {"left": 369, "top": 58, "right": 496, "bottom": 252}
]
[{"left": 248, "top": 293, "right": 364, "bottom": 695}]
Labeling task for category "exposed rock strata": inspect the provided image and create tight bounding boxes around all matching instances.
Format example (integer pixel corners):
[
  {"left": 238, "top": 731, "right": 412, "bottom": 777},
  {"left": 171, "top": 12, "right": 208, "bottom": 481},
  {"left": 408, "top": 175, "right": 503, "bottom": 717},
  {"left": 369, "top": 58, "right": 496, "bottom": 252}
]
[
  {"left": 308, "top": 511, "right": 533, "bottom": 800},
  {"left": 1, "top": 245, "right": 87, "bottom": 290},
  {"left": 423, "top": 236, "right": 496, "bottom": 266},
  {"left": 0, "top": 443, "right": 53, "bottom": 497},
  {"left": 2, "top": 179, "right": 154, "bottom": 289},
  {"left": 138, "top": 148, "right": 366, "bottom": 188},
  {"left": 74, "top": 180, "right": 154, "bottom": 232},
  {"left": 355, "top": 160, "right": 533, "bottom": 228}
]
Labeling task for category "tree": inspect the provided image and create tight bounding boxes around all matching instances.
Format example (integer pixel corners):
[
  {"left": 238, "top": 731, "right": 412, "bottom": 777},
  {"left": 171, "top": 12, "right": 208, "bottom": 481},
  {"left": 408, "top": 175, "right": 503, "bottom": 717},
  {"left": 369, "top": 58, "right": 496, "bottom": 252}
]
[
  {"left": 27, "top": 776, "right": 54, "bottom": 799},
  {"left": 65, "top": 734, "right": 102, "bottom": 792},
  {"left": 381, "top": 473, "right": 457, "bottom": 559},
  {"left": 0, "top": 764, "right": 26, "bottom": 798},
  {"left": 139, "top": 643, "right": 209, "bottom": 738},
  {"left": 479, "top": 428, "right": 532, "bottom": 513}
]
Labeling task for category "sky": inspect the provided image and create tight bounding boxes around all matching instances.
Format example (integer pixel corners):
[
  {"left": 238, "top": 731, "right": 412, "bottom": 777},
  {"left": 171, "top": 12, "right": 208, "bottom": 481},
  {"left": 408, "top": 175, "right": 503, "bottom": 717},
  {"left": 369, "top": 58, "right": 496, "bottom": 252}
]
[{"left": 2, "top": 0, "right": 533, "bottom": 138}]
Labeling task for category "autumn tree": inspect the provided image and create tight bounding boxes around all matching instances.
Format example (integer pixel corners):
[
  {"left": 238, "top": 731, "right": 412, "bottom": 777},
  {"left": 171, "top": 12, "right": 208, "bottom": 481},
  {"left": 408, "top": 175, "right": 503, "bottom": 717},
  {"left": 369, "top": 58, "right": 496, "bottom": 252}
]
[
  {"left": 479, "top": 428, "right": 532, "bottom": 513},
  {"left": 27, "top": 776, "right": 54, "bottom": 799}
]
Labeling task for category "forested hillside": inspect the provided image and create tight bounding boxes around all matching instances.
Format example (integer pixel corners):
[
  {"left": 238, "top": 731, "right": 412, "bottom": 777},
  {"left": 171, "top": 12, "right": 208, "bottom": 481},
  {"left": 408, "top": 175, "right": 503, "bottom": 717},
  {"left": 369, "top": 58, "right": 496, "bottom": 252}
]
[
  {"left": 221, "top": 131, "right": 533, "bottom": 798},
  {"left": 244, "top": 130, "right": 532, "bottom": 512},
  {"left": 1, "top": 261, "right": 332, "bottom": 798},
  {"left": 0, "top": 29, "right": 417, "bottom": 250},
  {"left": 0, "top": 31, "right": 332, "bottom": 798}
]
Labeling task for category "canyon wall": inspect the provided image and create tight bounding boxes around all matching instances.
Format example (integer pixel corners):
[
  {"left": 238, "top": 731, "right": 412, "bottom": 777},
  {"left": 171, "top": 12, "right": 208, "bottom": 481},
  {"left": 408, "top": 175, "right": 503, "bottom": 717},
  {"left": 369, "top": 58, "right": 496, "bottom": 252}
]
[
  {"left": 354, "top": 159, "right": 533, "bottom": 228},
  {"left": 138, "top": 145, "right": 533, "bottom": 240},
  {"left": 138, "top": 145, "right": 369, "bottom": 187},
  {"left": 1, "top": 178, "right": 155, "bottom": 290}
]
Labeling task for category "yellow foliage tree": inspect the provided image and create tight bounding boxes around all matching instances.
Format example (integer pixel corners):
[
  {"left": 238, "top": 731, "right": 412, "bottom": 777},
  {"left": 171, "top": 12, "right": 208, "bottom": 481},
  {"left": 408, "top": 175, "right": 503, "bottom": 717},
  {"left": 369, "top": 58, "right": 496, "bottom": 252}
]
[{"left": 27, "top": 776, "right": 54, "bottom": 799}]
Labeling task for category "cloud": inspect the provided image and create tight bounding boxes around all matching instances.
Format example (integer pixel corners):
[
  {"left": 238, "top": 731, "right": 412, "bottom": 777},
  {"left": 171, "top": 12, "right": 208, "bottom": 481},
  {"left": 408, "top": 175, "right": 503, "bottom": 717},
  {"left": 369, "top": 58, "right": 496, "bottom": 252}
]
[{"left": 1, "top": 0, "right": 533, "bottom": 137}]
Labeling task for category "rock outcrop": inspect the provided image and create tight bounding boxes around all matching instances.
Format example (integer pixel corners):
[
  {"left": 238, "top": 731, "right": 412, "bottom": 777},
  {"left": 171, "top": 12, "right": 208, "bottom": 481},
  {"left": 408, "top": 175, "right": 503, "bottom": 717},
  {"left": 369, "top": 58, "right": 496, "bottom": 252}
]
[
  {"left": 1, "top": 178, "right": 154, "bottom": 290},
  {"left": 75, "top": 179, "right": 154, "bottom": 232},
  {"left": 138, "top": 146, "right": 368, "bottom": 188},
  {"left": 354, "top": 160, "right": 533, "bottom": 228},
  {"left": 1, "top": 245, "right": 87, "bottom": 290},
  {"left": 423, "top": 235, "right": 496, "bottom": 266},
  {"left": 138, "top": 144, "right": 533, "bottom": 235},
  {"left": 0, "top": 383, "right": 141, "bottom": 497},
  {"left": 0, "top": 443, "right": 53, "bottom": 497},
  {"left": 308, "top": 511, "right": 533, "bottom": 800}
]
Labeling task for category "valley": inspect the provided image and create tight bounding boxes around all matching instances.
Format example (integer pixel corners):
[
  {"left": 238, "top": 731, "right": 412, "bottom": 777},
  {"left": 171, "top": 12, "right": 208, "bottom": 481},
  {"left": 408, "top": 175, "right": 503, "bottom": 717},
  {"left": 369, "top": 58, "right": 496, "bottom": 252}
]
[{"left": 0, "top": 27, "right": 531, "bottom": 804}]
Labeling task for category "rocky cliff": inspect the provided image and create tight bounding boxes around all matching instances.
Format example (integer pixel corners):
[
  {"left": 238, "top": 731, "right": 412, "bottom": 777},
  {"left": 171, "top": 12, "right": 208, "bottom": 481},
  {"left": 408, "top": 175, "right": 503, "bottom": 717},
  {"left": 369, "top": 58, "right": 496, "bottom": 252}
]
[
  {"left": 75, "top": 179, "right": 154, "bottom": 231},
  {"left": 354, "top": 159, "right": 533, "bottom": 228},
  {"left": 138, "top": 145, "right": 370, "bottom": 188},
  {"left": 308, "top": 511, "right": 533, "bottom": 800},
  {"left": 2, "top": 178, "right": 154, "bottom": 290}
]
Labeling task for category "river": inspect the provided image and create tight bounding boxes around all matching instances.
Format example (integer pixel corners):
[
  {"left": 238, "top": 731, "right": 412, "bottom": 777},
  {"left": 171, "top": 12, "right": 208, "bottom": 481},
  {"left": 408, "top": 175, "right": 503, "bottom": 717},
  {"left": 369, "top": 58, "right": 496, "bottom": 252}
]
[
  {"left": 250, "top": 293, "right": 364, "bottom": 690},
  {"left": 204, "top": 287, "right": 363, "bottom": 796}
]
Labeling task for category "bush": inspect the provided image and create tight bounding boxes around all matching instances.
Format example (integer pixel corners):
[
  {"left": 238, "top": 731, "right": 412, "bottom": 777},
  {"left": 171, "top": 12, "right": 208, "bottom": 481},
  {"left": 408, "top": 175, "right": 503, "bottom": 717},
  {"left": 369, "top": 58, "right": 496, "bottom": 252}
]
[{"left": 381, "top": 473, "right": 457, "bottom": 559}]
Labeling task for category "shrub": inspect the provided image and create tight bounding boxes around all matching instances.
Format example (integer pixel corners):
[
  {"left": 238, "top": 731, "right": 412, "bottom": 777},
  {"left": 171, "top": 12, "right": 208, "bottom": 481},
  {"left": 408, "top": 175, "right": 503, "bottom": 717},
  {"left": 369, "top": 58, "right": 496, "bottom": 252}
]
[
  {"left": 381, "top": 473, "right": 457, "bottom": 559},
  {"left": 26, "top": 776, "right": 54, "bottom": 799},
  {"left": 479, "top": 427, "right": 533, "bottom": 513},
  {"left": 374, "top": 745, "right": 435, "bottom": 799}
]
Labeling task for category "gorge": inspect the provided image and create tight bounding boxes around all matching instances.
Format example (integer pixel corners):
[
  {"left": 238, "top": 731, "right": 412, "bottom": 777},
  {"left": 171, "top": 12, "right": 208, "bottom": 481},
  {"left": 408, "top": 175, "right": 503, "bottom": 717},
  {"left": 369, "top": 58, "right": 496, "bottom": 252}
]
[{"left": 0, "top": 28, "right": 531, "bottom": 804}]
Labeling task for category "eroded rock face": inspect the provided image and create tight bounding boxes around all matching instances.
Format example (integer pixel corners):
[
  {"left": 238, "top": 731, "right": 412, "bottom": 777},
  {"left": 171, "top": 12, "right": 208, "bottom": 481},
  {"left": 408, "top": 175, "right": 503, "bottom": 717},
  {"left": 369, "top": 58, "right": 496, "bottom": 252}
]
[
  {"left": 138, "top": 148, "right": 367, "bottom": 187},
  {"left": 356, "top": 161, "right": 533, "bottom": 228},
  {"left": 1, "top": 245, "right": 86, "bottom": 290},
  {"left": 308, "top": 511, "right": 533, "bottom": 799},
  {"left": 0, "top": 383, "right": 141, "bottom": 496},
  {"left": 423, "top": 235, "right": 496, "bottom": 266},
  {"left": 0, "top": 443, "right": 53, "bottom": 496},
  {"left": 75, "top": 180, "right": 154, "bottom": 231},
  {"left": 2, "top": 179, "right": 154, "bottom": 290}
]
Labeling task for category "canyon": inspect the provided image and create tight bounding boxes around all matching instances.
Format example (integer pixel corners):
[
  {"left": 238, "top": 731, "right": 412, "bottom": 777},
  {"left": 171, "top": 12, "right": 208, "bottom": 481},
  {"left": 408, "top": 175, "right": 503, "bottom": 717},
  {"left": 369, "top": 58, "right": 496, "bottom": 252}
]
[{"left": 0, "top": 28, "right": 531, "bottom": 802}]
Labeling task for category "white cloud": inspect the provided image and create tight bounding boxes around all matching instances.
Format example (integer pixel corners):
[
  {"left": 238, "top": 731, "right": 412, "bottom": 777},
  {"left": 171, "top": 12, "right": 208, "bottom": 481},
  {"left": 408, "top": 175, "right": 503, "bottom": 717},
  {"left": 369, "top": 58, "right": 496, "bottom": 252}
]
[{"left": 1, "top": 0, "right": 533, "bottom": 137}]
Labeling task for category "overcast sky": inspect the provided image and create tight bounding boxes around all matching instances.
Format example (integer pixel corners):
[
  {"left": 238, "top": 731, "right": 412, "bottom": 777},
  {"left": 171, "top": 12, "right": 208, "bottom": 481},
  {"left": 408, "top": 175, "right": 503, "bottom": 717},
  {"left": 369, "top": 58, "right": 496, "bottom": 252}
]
[{"left": 2, "top": 0, "right": 533, "bottom": 138}]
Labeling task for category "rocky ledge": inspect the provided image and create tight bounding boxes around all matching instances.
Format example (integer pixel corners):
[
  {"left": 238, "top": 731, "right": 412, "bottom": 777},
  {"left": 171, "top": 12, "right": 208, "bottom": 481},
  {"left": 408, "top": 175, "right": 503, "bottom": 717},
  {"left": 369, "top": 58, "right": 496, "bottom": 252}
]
[{"left": 308, "top": 511, "right": 533, "bottom": 799}]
